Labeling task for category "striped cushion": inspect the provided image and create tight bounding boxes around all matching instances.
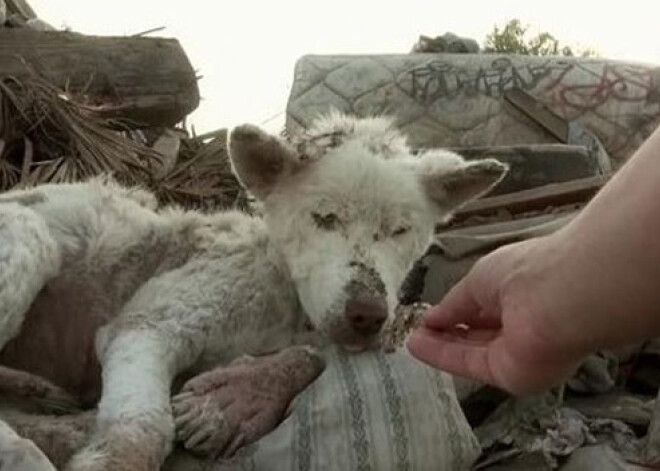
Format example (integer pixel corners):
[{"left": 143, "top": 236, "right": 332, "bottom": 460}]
[{"left": 166, "top": 346, "right": 479, "bottom": 471}]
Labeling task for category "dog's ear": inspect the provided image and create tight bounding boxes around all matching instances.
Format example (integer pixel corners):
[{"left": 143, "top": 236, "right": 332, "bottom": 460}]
[
  {"left": 417, "top": 149, "right": 508, "bottom": 218},
  {"left": 227, "top": 125, "right": 301, "bottom": 200}
]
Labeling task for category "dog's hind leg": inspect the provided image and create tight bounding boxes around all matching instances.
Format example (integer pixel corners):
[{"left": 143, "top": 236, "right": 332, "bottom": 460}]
[
  {"left": 0, "top": 202, "right": 61, "bottom": 349},
  {"left": 0, "top": 417, "right": 57, "bottom": 471},
  {"left": 0, "top": 408, "right": 94, "bottom": 469},
  {"left": 0, "top": 366, "right": 82, "bottom": 414}
]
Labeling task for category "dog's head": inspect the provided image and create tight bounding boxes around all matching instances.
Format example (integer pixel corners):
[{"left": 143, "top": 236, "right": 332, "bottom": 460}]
[{"left": 228, "top": 114, "right": 507, "bottom": 350}]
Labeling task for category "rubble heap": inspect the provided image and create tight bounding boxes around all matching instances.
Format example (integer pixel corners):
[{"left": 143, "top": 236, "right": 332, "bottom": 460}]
[{"left": 0, "top": 1, "right": 245, "bottom": 211}]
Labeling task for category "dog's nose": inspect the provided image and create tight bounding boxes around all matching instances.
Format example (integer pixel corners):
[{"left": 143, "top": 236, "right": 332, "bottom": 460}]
[{"left": 345, "top": 292, "right": 388, "bottom": 336}]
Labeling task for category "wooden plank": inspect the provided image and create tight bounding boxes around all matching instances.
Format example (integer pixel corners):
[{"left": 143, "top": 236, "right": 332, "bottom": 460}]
[
  {"left": 437, "top": 212, "right": 577, "bottom": 259},
  {"left": 505, "top": 88, "right": 569, "bottom": 142},
  {"left": 450, "top": 144, "right": 600, "bottom": 195},
  {"left": 0, "top": 29, "right": 199, "bottom": 128},
  {"left": 505, "top": 88, "right": 613, "bottom": 175},
  {"left": 454, "top": 175, "right": 609, "bottom": 220}
]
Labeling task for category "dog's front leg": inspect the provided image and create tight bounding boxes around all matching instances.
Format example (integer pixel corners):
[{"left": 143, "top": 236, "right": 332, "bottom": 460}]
[
  {"left": 172, "top": 345, "right": 325, "bottom": 458},
  {"left": 65, "top": 330, "right": 183, "bottom": 471}
]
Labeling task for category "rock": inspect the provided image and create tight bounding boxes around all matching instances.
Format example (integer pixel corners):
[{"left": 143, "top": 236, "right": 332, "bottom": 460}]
[
  {"left": 560, "top": 445, "right": 648, "bottom": 471},
  {"left": 567, "top": 352, "right": 619, "bottom": 395},
  {"left": 411, "top": 33, "right": 480, "bottom": 54},
  {"left": 645, "top": 391, "right": 660, "bottom": 466},
  {"left": 474, "top": 393, "right": 646, "bottom": 470},
  {"left": 565, "top": 392, "right": 653, "bottom": 430}
]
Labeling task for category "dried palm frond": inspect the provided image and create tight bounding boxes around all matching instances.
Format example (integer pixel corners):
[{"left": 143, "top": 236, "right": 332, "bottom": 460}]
[
  {"left": 156, "top": 131, "right": 248, "bottom": 211},
  {"left": 0, "top": 71, "right": 248, "bottom": 212},
  {"left": 0, "top": 73, "right": 162, "bottom": 191}
]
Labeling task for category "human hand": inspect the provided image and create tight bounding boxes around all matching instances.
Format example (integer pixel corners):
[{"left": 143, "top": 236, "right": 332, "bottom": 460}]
[{"left": 406, "top": 237, "right": 587, "bottom": 395}]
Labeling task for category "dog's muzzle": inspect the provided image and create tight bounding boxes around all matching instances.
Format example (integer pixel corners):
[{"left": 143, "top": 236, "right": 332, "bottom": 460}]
[
  {"left": 345, "top": 288, "right": 387, "bottom": 336},
  {"left": 341, "top": 263, "right": 388, "bottom": 346}
]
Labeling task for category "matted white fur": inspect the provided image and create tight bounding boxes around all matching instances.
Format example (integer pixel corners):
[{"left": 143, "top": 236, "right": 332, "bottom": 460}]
[{"left": 0, "top": 114, "right": 507, "bottom": 470}]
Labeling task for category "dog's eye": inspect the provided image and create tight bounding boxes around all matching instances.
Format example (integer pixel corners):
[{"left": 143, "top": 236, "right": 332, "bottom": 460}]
[
  {"left": 312, "top": 212, "right": 340, "bottom": 231},
  {"left": 392, "top": 225, "right": 411, "bottom": 237}
]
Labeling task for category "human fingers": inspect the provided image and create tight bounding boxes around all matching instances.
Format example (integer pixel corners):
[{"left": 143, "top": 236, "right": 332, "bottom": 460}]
[
  {"left": 423, "top": 274, "right": 502, "bottom": 333},
  {"left": 406, "top": 326, "right": 497, "bottom": 385},
  {"left": 422, "top": 277, "right": 483, "bottom": 330}
]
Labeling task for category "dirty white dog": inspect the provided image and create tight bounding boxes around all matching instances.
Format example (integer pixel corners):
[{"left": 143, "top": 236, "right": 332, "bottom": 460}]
[{"left": 0, "top": 114, "right": 507, "bottom": 470}]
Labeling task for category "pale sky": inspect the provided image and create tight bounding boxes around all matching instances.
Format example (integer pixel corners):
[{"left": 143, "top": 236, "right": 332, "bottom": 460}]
[{"left": 31, "top": 1, "right": 660, "bottom": 134}]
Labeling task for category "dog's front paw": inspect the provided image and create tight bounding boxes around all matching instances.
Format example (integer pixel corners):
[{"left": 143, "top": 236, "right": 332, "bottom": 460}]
[
  {"left": 172, "top": 359, "right": 289, "bottom": 458},
  {"left": 172, "top": 348, "right": 323, "bottom": 458}
]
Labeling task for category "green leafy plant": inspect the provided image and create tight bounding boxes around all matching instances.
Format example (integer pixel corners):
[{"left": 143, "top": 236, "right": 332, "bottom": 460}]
[{"left": 484, "top": 19, "right": 596, "bottom": 57}]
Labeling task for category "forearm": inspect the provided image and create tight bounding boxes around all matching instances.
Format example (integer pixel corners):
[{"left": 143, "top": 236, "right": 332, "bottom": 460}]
[
  {"left": 97, "top": 334, "right": 174, "bottom": 425},
  {"left": 272, "top": 346, "right": 326, "bottom": 394},
  {"left": 539, "top": 124, "right": 660, "bottom": 353}
]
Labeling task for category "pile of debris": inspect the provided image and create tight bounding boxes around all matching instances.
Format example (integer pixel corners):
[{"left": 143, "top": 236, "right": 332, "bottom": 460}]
[
  {"left": 0, "top": 72, "right": 245, "bottom": 211},
  {"left": 0, "top": 74, "right": 158, "bottom": 189},
  {"left": 0, "top": 1, "right": 245, "bottom": 211}
]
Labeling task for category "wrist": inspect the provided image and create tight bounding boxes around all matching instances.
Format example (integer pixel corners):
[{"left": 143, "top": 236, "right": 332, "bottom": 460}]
[
  {"left": 500, "top": 233, "right": 597, "bottom": 362},
  {"left": 517, "top": 225, "right": 659, "bottom": 358},
  {"left": 274, "top": 346, "right": 325, "bottom": 394}
]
